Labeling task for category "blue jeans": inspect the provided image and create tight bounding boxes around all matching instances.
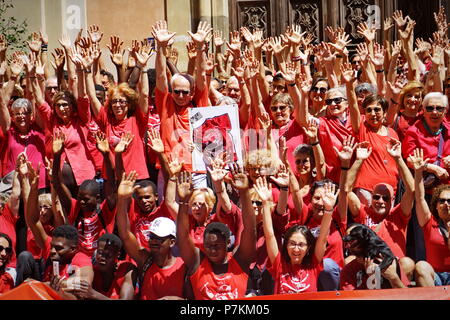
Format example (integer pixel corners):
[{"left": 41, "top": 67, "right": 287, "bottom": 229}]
[
  {"left": 434, "top": 272, "right": 450, "bottom": 286},
  {"left": 318, "top": 258, "right": 341, "bottom": 291}
]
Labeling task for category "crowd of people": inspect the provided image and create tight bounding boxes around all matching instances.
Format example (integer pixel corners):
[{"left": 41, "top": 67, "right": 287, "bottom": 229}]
[{"left": 0, "top": 7, "right": 449, "bottom": 300}]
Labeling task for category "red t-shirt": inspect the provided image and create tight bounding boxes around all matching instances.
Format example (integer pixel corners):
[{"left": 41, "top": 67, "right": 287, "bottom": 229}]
[
  {"left": 393, "top": 113, "right": 420, "bottom": 142},
  {"left": 92, "top": 261, "right": 135, "bottom": 299},
  {"left": 0, "top": 271, "right": 14, "bottom": 294},
  {"left": 268, "top": 251, "right": 323, "bottom": 294},
  {"left": 190, "top": 254, "right": 248, "bottom": 300},
  {"left": 42, "top": 241, "right": 92, "bottom": 282},
  {"left": 422, "top": 216, "right": 450, "bottom": 273},
  {"left": 94, "top": 105, "right": 149, "bottom": 180},
  {"left": 155, "top": 87, "right": 209, "bottom": 172},
  {"left": 318, "top": 114, "right": 353, "bottom": 183},
  {"left": 128, "top": 199, "right": 173, "bottom": 250},
  {"left": 355, "top": 204, "right": 410, "bottom": 258},
  {"left": 139, "top": 256, "right": 185, "bottom": 300},
  {"left": 26, "top": 224, "right": 54, "bottom": 260},
  {"left": 68, "top": 199, "right": 116, "bottom": 256},
  {"left": 340, "top": 258, "right": 409, "bottom": 290},
  {"left": 402, "top": 119, "right": 450, "bottom": 186},
  {"left": 353, "top": 123, "right": 399, "bottom": 192},
  {"left": 281, "top": 120, "right": 308, "bottom": 174},
  {"left": 0, "top": 204, "right": 18, "bottom": 268}
]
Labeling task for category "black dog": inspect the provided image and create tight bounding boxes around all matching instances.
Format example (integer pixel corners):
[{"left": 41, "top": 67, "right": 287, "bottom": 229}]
[{"left": 343, "top": 224, "right": 395, "bottom": 271}]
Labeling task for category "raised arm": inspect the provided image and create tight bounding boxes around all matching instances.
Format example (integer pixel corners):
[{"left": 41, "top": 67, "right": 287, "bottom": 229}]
[
  {"left": 176, "top": 171, "right": 201, "bottom": 275},
  {"left": 409, "top": 148, "right": 432, "bottom": 227},
  {"left": 152, "top": 20, "right": 176, "bottom": 93},
  {"left": 314, "top": 182, "right": 336, "bottom": 262},
  {"left": 114, "top": 132, "right": 134, "bottom": 182},
  {"left": 188, "top": 21, "right": 212, "bottom": 93},
  {"left": 116, "top": 171, "right": 148, "bottom": 268},
  {"left": 95, "top": 132, "right": 116, "bottom": 210},
  {"left": 81, "top": 45, "right": 102, "bottom": 117},
  {"left": 269, "top": 164, "right": 290, "bottom": 216},
  {"left": 207, "top": 155, "right": 232, "bottom": 214},
  {"left": 230, "top": 163, "right": 256, "bottom": 268},
  {"left": 341, "top": 62, "right": 360, "bottom": 133},
  {"left": 302, "top": 119, "right": 326, "bottom": 180}
]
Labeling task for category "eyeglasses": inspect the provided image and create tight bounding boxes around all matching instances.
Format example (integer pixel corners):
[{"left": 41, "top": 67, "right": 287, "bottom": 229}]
[
  {"left": 0, "top": 245, "right": 12, "bottom": 255},
  {"left": 287, "top": 241, "right": 308, "bottom": 249},
  {"left": 45, "top": 86, "right": 58, "bottom": 91},
  {"left": 252, "top": 200, "right": 263, "bottom": 207},
  {"left": 325, "top": 97, "right": 347, "bottom": 105},
  {"left": 311, "top": 86, "right": 327, "bottom": 94},
  {"left": 270, "top": 105, "right": 289, "bottom": 112},
  {"left": 40, "top": 205, "right": 52, "bottom": 210},
  {"left": 55, "top": 102, "right": 70, "bottom": 108},
  {"left": 365, "top": 107, "right": 383, "bottom": 114},
  {"left": 111, "top": 99, "right": 128, "bottom": 105},
  {"left": 12, "top": 111, "right": 31, "bottom": 117},
  {"left": 295, "top": 158, "right": 310, "bottom": 165},
  {"left": 438, "top": 198, "right": 450, "bottom": 205},
  {"left": 372, "top": 194, "right": 390, "bottom": 202},
  {"left": 424, "top": 105, "right": 446, "bottom": 113},
  {"left": 173, "top": 89, "right": 190, "bottom": 95}
]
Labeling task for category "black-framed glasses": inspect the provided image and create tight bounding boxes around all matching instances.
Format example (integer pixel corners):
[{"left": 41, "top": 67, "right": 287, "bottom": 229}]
[
  {"left": 425, "top": 105, "right": 446, "bottom": 113},
  {"left": 372, "top": 194, "right": 390, "bottom": 202},
  {"left": 311, "top": 86, "right": 327, "bottom": 94},
  {"left": 325, "top": 97, "right": 347, "bottom": 105},
  {"left": 270, "top": 105, "right": 288, "bottom": 112},
  {"left": 438, "top": 198, "right": 450, "bottom": 205},
  {"left": 55, "top": 102, "right": 70, "bottom": 108},
  {"left": 0, "top": 245, "right": 12, "bottom": 255},
  {"left": 173, "top": 89, "right": 190, "bottom": 95},
  {"left": 365, "top": 106, "right": 382, "bottom": 114}
]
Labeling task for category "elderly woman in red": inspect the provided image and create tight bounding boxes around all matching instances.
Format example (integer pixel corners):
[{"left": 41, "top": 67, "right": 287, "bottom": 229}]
[
  {"left": 410, "top": 149, "right": 450, "bottom": 287},
  {"left": 342, "top": 63, "right": 399, "bottom": 206},
  {"left": 82, "top": 42, "right": 151, "bottom": 181},
  {"left": 402, "top": 92, "right": 450, "bottom": 189}
]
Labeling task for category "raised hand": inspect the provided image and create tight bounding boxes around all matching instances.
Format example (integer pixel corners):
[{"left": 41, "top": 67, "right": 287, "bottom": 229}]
[
  {"left": 59, "top": 33, "right": 73, "bottom": 50},
  {"left": 186, "top": 41, "right": 197, "bottom": 60},
  {"left": 392, "top": 10, "right": 408, "bottom": 29},
  {"left": 391, "top": 40, "right": 402, "bottom": 57},
  {"left": 44, "top": 157, "right": 53, "bottom": 182},
  {"left": 95, "top": 131, "right": 110, "bottom": 154},
  {"left": 151, "top": 20, "right": 176, "bottom": 47},
  {"left": 147, "top": 127, "right": 164, "bottom": 154},
  {"left": 10, "top": 55, "right": 24, "bottom": 77},
  {"left": 253, "top": 177, "right": 272, "bottom": 202},
  {"left": 51, "top": 48, "right": 66, "bottom": 70},
  {"left": 356, "top": 42, "right": 369, "bottom": 63},
  {"left": 226, "top": 30, "right": 242, "bottom": 56},
  {"left": 188, "top": 20, "right": 212, "bottom": 47},
  {"left": 53, "top": 131, "right": 66, "bottom": 155},
  {"left": 269, "top": 164, "right": 289, "bottom": 188},
  {"left": 322, "top": 182, "right": 339, "bottom": 211},
  {"left": 213, "top": 30, "right": 224, "bottom": 48},
  {"left": 414, "top": 38, "right": 431, "bottom": 56},
  {"left": 356, "top": 141, "right": 373, "bottom": 161},
  {"left": 340, "top": 62, "right": 357, "bottom": 83},
  {"left": 399, "top": 19, "right": 416, "bottom": 42},
  {"left": 383, "top": 17, "right": 394, "bottom": 32},
  {"left": 280, "top": 61, "right": 296, "bottom": 85},
  {"left": 88, "top": 24, "right": 103, "bottom": 43},
  {"left": 278, "top": 136, "right": 288, "bottom": 165},
  {"left": 107, "top": 35, "right": 125, "bottom": 66},
  {"left": 229, "top": 162, "right": 249, "bottom": 190},
  {"left": 386, "top": 138, "right": 402, "bottom": 160},
  {"left": 177, "top": 171, "right": 192, "bottom": 201},
  {"left": 16, "top": 152, "right": 29, "bottom": 178},
  {"left": 357, "top": 22, "right": 376, "bottom": 42},
  {"left": 268, "top": 36, "right": 288, "bottom": 56},
  {"left": 118, "top": 171, "right": 138, "bottom": 199},
  {"left": 115, "top": 132, "right": 134, "bottom": 154},
  {"left": 207, "top": 153, "right": 228, "bottom": 184},
  {"left": 333, "top": 135, "right": 357, "bottom": 164},
  {"left": 302, "top": 118, "right": 319, "bottom": 143},
  {"left": 168, "top": 155, "right": 183, "bottom": 177},
  {"left": 370, "top": 43, "right": 385, "bottom": 68},
  {"left": 329, "top": 31, "right": 351, "bottom": 55},
  {"left": 27, "top": 32, "right": 42, "bottom": 53},
  {"left": 407, "top": 148, "right": 429, "bottom": 171},
  {"left": 285, "top": 24, "right": 304, "bottom": 46},
  {"left": 258, "top": 112, "right": 272, "bottom": 131},
  {"left": 240, "top": 27, "right": 254, "bottom": 44}
]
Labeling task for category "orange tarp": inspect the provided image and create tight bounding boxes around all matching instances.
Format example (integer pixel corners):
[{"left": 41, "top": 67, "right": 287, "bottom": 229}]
[
  {"left": 0, "top": 280, "right": 63, "bottom": 300},
  {"left": 243, "top": 286, "right": 450, "bottom": 300}
]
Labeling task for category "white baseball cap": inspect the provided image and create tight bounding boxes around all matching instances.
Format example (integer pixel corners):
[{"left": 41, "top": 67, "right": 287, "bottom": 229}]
[{"left": 149, "top": 217, "right": 176, "bottom": 238}]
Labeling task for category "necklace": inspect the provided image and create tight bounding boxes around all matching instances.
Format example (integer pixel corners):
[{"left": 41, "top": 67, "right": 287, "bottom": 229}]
[{"left": 422, "top": 120, "right": 442, "bottom": 136}]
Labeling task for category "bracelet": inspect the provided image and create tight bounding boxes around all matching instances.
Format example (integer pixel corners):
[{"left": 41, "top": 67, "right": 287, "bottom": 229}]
[
  {"left": 280, "top": 186, "right": 289, "bottom": 191},
  {"left": 375, "top": 69, "right": 385, "bottom": 73},
  {"left": 310, "top": 141, "right": 319, "bottom": 146},
  {"left": 41, "top": 44, "right": 48, "bottom": 49},
  {"left": 141, "top": 69, "right": 148, "bottom": 74},
  {"left": 324, "top": 209, "right": 334, "bottom": 214},
  {"left": 341, "top": 167, "right": 349, "bottom": 170},
  {"left": 178, "top": 201, "right": 189, "bottom": 206},
  {"left": 41, "top": 48, "right": 48, "bottom": 52},
  {"left": 291, "top": 56, "right": 301, "bottom": 62},
  {"left": 169, "top": 177, "right": 177, "bottom": 182},
  {"left": 84, "top": 69, "right": 92, "bottom": 73},
  {"left": 288, "top": 82, "right": 296, "bottom": 87},
  {"left": 302, "top": 62, "right": 309, "bottom": 65},
  {"left": 390, "top": 98, "right": 399, "bottom": 105}
]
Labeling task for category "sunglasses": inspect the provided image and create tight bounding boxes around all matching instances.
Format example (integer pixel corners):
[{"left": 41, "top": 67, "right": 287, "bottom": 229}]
[
  {"left": 424, "top": 105, "right": 446, "bottom": 113},
  {"left": 270, "top": 105, "right": 288, "bottom": 112},
  {"left": 325, "top": 97, "right": 347, "bottom": 105},
  {"left": 438, "top": 198, "right": 450, "bottom": 205},
  {"left": 0, "top": 245, "right": 12, "bottom": 255},
  {"left": 311, "top": 86, "right": 327, "bottom": 94},
  {"left": 173, "top": 89, "right": 190, "bottom": 95},
  {"left": 365, "top": 107, "right": 382, "bottom": 113},
  {"left": 148, "top": 233, "right": 171, "bottom": 242},
  {"left": 252, "top": 200, "right": 263, "bottom": 207},
  {"left": 55, "top": 102, "right": 70, "bottom": 108},
  {"left": 372, "top": 194, "right": 390, "bottom": 202}
]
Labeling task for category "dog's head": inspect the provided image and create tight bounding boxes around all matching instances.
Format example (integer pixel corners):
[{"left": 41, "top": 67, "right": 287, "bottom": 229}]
[{"left": 343, "top": 224, "right": 395, "bottom": 270}]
